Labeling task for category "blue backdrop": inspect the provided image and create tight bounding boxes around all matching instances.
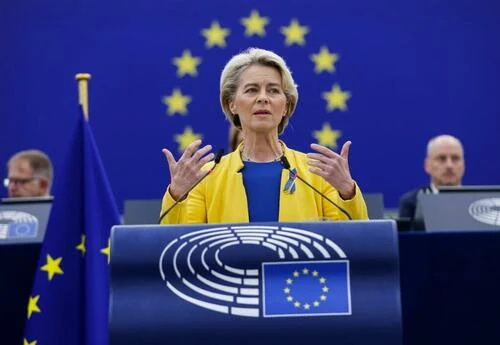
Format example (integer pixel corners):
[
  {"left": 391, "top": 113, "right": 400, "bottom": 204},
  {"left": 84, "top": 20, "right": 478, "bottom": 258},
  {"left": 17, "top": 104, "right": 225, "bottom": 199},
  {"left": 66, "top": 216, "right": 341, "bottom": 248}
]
[{"left": 1, "top": 0, "right": 499, "bottom": 211}]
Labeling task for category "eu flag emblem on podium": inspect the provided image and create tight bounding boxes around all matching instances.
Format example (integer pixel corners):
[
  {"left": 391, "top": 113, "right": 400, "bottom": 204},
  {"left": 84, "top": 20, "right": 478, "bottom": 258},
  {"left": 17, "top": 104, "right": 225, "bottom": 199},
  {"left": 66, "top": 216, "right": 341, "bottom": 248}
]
[{"left": 262, "top": 260, "right": 350, "bottom": 317}]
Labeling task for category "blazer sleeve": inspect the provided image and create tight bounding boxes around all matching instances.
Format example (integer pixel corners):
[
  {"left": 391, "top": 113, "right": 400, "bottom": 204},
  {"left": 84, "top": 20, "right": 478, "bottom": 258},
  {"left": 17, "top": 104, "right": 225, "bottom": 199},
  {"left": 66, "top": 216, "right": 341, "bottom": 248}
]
[
  {"left": 322, "top": 180, "right": 369, "bottom": 220},
  {"left": 160, "top": 182, "right": 207, "bottom": 224}
]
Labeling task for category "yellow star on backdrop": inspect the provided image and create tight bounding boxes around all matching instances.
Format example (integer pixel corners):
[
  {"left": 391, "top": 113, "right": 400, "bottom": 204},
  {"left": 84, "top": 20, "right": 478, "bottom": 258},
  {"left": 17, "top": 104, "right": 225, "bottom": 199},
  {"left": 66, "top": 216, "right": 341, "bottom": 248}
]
[
  {"left": 172, "top": 50, "right": 202, "bottom": 77},
  {"left": 310, "top": 46, "right": 339, "bottom": 74},
  {"left": 313, "top": 123, "right": 342, "bottom": 149},
  {"left": 101, "top": 238, "right": 111, "bottom": 264},
  {"left": 76, "top": 234, "right": 86, "bottom": 256},
  {"left": 174, "top": 127, "right": 202, "bottom": 152},
  {"left": 27, "top": 295, "right": 41, "bottom": 319},
  {"left": 162, "top": 89, "right": 191, "bottom": 115},
  {"left": 40, "top": 254, "right": 63, "bottom": 281},
  {"left": 280, "top": 19, "right": 309, "bottom": 46},
  {"left": 241, "top": 10, "right": 269, "bottom": 37},
  {"left": 201, "top": 21, "right": 230, "bottom": 48},
  {"left": 24, "top": 339, "right": 37, "bottom": 345},
  {"left": 322, "top": 84, "right": 351, "bottom": 112}
]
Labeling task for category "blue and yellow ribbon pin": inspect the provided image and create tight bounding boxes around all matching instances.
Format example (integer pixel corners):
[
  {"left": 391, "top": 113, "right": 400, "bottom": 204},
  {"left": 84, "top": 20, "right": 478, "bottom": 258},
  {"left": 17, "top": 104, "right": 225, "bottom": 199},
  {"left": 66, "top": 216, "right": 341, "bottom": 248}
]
[{"left": 283, "top": 168, "right": 297, "bottom": 194}]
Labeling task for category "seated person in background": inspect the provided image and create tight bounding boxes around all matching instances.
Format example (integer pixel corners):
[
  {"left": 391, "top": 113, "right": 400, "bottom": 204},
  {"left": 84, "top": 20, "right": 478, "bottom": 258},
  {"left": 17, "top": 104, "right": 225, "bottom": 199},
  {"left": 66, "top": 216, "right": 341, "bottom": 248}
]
[
  {"left": 229, "top": 125, "right": 243, "bottom": 151},
  {"left": 398, "top": 134, "right": 465, "bottom": 220},
  {"left": 4, "top": 149, "right": 53, "bottom": 198},
  {"left": 160, "top": 47, "right": 368, "bottom": 224}
]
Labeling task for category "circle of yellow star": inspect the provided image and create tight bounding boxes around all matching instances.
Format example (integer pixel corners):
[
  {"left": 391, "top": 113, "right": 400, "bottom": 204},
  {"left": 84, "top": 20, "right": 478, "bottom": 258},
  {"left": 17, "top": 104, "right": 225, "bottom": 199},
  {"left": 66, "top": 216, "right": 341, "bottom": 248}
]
[
  {"left": 283, "top": 268, "right": 328, "bottom": 310},
  {"left": 174, "top": 127, "right": 203, "bottom": 152},
  {"left": 76, "top": 234, "right": 86, "bottom": 256},
  {"left": 162, "top": 88, "right": 192, "bottom": 116},
  {"left": 240, "top": 10, "right": 269, "bottom": 37},
  {"left": 280, "top": 19, "right": 310, "bottom": 46},
  {"left": 310, "top": 46, "right": 339, "bottom": 74},
  {"left": 40, "top": 254, "right": 63, "bottom": 281},
  {"left": 24, "top": 338, "right": 37, "bottom": 345},
  {"left": 101, "top": 238, "right": 111, "bottom": 264},
  {"left": 201, "top": 21, "right": 230, "bottom": 48},
  {"left": 313, "top": 122, "right": 342, "bottom": 149},
  {"left": 322, "top": 84, "right": 351, "bottom": 112},
  {"left": 27, "top": 295, "right": 41, "bottom": 319},
  {"left": 172, "top": 50, "right": 202, "bottom": 77}
]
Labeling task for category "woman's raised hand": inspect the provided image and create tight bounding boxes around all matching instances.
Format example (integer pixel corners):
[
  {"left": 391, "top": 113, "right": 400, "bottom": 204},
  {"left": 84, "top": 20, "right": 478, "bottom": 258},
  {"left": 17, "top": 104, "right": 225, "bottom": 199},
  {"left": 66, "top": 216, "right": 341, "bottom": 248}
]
[{"left": 162, "top": 140, "right": 214, "bottom": 201}]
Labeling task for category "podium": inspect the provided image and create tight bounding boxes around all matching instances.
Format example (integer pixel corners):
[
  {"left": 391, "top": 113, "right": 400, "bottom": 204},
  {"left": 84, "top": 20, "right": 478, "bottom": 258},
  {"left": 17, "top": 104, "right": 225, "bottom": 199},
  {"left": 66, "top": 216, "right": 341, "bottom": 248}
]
[{"left": 109, "top": 220, "right": 402, "bottom": 345}]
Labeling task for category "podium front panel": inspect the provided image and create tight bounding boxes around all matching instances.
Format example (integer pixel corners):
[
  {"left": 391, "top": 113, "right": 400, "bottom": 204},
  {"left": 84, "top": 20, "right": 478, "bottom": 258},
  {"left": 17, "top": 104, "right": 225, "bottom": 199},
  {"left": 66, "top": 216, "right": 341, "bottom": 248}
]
[{"left": 109, "top": 220, "right": 401, "bottom": 345}]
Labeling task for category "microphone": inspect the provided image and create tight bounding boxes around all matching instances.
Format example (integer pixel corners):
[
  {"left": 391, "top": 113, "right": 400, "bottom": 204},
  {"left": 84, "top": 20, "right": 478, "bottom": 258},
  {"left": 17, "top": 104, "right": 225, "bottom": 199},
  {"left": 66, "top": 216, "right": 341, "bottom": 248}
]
[
  {"left": 158, "top": 149, "right": 224, "bottom": 224},
  {"left": 280, "top": 155, "right": 353, "bottom": 220}
]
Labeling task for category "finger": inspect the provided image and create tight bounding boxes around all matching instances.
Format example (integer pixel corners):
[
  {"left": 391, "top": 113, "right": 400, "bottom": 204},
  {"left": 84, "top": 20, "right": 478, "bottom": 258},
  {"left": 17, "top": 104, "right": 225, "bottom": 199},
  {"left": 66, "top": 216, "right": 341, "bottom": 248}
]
[
  {"left": 162, "top": 148, "right": 177, "bottom": 173},
  {"left": 310, "top": 143, "right": 337, "bottom": 158},
  {"left": 307, "top": 159, "right": 327, "bottom": 170},
  {"left": 196, "top": 152, "right": 216, "bottom": 169},
  {"left": 340, "top": 141, "right": 352, "bottom": 161},
  {"left": 307, "top": 152, "right": 339, "bottom": 164},
  {"left": 192, "top": 144, "right": 213, "bottom": 162},
  {"left": 180, "top": 139, "right": 202, "bottom": 160},
  {"left": 309, "top": 167, "right": 326, "bottom": 178}
]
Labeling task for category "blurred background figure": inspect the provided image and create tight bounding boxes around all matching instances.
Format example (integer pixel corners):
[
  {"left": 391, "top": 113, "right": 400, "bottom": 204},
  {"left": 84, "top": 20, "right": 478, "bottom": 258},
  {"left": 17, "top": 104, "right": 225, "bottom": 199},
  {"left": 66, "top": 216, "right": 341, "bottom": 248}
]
[
  {"left": 4, "top": 149, "right": 53, "bottom": 198},
  {"left": 398, "top": 134, "right": 465, "bottom": 219}
]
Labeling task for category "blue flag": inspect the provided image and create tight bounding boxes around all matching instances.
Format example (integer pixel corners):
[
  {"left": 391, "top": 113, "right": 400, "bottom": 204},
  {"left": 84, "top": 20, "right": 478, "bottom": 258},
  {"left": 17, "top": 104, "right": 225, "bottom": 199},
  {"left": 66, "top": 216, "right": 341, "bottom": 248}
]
[
  {"left": 263, "top": 260, "right": 350, "bottom": 317},
  {"left": 23, "top": 108, "right": 120, "bottom": 345}
]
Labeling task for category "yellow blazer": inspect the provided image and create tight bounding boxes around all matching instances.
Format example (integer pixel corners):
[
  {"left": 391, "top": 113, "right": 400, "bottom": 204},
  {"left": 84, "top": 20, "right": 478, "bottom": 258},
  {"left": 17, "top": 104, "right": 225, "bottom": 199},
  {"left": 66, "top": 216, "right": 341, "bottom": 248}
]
[{"left": 160, "top": 142, "right": 368, "bottom": 224}]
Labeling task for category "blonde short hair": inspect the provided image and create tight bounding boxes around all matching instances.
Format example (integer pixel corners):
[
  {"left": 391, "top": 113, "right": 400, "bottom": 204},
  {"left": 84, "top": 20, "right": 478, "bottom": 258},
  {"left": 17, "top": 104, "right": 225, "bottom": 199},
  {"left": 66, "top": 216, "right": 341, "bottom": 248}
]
[{"left": 220, "top": 47, "right": 298, "bottom": 135}]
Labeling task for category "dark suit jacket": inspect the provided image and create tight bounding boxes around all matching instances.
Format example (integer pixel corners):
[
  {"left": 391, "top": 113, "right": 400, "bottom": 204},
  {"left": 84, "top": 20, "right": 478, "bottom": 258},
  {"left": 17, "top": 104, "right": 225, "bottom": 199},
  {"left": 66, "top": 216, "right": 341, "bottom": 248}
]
[{"left": 398, "top": 185, "right": 432, "bottom": 220}]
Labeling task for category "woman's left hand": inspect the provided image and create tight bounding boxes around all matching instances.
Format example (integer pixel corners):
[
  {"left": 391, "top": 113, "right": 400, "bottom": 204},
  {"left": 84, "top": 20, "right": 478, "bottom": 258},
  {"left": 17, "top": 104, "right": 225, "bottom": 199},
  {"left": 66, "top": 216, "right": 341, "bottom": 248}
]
[{"left": 307, "top": 141, "right": 356, "bottom": 199}]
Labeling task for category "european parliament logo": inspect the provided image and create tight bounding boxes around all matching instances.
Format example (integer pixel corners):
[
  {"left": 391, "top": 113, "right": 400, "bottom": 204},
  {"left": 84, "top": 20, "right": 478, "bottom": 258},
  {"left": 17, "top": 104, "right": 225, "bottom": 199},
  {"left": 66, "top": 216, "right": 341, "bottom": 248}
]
[
  {"left": 159, "top": 225, "right": 351, "bottom": 318},
  {"left": 0, "top": 210, "right": 38, "bottom": 239}
]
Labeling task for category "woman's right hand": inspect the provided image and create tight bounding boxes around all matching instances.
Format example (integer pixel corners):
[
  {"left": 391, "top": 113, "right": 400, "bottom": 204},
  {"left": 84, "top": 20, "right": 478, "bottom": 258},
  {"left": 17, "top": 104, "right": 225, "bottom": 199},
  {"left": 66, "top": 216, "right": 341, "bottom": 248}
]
[{"left": 162, "top": 140, "right": 214, "bottom": 201}]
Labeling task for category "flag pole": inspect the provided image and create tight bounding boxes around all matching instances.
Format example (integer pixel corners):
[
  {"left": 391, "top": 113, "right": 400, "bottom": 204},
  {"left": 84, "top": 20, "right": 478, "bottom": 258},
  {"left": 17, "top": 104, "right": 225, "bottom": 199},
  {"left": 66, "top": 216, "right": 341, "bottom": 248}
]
[{"left": 75, "top": 73, "right": 91, "bottom": 121}]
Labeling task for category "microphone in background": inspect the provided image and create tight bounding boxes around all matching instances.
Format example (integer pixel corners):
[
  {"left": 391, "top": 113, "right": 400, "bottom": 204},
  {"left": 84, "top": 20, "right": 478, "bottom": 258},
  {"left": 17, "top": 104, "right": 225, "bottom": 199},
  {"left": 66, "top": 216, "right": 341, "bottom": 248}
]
[
  {"left": 280, "top": 155, "right": 353, "bottom": 220},
  {"left": 158, "top": 149, "right": 224, "bottom": 224}
]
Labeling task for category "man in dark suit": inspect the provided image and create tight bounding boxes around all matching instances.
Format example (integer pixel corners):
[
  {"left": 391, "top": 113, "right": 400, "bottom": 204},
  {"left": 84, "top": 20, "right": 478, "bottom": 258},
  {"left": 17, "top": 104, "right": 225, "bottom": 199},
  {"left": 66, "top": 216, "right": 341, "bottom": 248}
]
[{"left": 399, "top": 135, "right": 465, "bottom": 221}]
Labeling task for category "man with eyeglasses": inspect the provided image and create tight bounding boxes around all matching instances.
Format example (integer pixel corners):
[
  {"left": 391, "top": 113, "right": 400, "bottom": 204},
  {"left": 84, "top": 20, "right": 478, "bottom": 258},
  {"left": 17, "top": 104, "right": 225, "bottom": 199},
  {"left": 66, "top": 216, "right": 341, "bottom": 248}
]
[{"left": 4, "top": 149, "right": 53, "bottom": 198}]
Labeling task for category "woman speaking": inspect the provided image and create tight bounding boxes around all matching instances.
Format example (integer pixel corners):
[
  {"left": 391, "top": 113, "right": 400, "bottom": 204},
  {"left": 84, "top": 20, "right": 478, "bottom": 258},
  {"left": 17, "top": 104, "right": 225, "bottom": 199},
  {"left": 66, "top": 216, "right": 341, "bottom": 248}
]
[{"left": 160, "top": 48, "right": 368, "bottom": 224}]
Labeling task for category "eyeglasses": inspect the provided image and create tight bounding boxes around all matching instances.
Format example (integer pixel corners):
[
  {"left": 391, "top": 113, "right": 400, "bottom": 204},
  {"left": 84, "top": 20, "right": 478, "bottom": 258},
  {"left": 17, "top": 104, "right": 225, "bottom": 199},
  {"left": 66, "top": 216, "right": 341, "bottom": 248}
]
[{"left": 3, "top": 177, "right": 38, "bottom": 188}]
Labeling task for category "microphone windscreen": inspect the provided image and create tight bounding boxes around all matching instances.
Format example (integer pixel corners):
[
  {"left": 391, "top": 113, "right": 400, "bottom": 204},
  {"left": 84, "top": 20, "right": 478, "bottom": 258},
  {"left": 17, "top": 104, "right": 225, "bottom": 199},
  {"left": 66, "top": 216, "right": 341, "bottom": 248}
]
[
  {"left": 280, "top": 155, "right": 291, "bottom": 169},
  {"left": 215, "top": 149, "right": 224, "bottom": 164}
]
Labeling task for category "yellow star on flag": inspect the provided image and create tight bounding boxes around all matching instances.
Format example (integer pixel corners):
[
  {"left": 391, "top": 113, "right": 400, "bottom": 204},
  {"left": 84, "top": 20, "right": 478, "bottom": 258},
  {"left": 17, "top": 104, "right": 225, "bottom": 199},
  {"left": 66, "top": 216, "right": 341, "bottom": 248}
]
[
  {"left": 174, "top": 127, "right": 202, "bottom": 152},
  {"left": 101, "top": 238, "right": 111, "bottom": 264},
  {"left": 24, "top": 338, "right": 37, "bottom": 345},
  {"left": 322, "top": 84, "right": 351, "bottom": 112},
  {"left": 302, "top": 268, "right": 309, "bottom": 275},
  {"left": 27, "top": 295, "right": 41, "bottom": 319},
  {"left": 310, "top": 46, "right": 339, "bottom": 74},
  {"left": 76, "top": 234, "right": 86, "bottom": 256},
  {"left": 162, "top": 88, "right": 191, "bottom": 115},
  {"left": 280, "top": 19, "right": 309, "bottom": 46},
  {"left": 201, "top": 21, "right": 230, "bottom": 48},
  {"left": 172, "top": 50, "right": 202, "bottom": 77},
  {"left": 40, "top": 254, "right": 63, "bottom": 281},
  {"left": 240, "top": 10, "right": 269, "bottom": 37},
  {"left": 313, "top": 123, "right": 342, "bottom": 149}
]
